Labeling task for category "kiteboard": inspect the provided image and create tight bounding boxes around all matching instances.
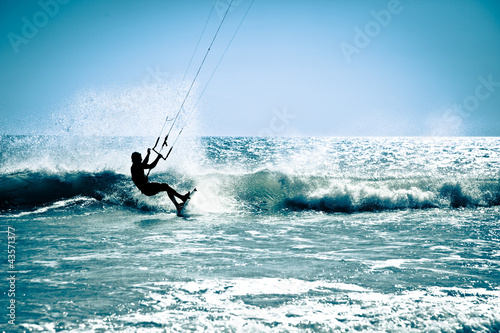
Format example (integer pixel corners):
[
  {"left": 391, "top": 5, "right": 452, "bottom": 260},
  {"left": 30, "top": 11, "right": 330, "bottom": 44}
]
[{"left": 177, "top": 188, "right": 197, "bottom": 217}]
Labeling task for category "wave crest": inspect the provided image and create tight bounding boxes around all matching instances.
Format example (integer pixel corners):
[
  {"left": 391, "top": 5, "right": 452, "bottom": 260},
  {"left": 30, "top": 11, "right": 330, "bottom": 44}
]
[
  {"left": 225, "top": 170, "right": 500, "bottom": 213},
  {"left": 0, "top": 170, "right": 128, "bottom": 211},
  {"left": 1, "top": 169, "right": 499, "bottom": 214}
]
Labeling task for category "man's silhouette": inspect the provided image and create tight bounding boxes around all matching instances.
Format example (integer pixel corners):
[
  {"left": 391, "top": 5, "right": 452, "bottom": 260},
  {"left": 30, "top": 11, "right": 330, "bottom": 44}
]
[{"left": 131, "top": 149, "right": 189, "bottom": 210}]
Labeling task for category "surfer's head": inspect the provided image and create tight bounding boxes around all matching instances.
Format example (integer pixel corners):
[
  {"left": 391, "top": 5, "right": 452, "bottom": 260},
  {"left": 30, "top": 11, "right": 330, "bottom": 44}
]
[{"left": 131, "top": 152, "right": 142, "bottom": 163}]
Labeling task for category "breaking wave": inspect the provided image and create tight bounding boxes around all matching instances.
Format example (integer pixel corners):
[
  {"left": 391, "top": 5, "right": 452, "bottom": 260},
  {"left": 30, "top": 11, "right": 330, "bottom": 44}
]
[
  {"left": 0, "top": 170, "right": 130, "bottom": 211},
  {"left": 2, "top": 169, "right": 499, "bottom": 214}
]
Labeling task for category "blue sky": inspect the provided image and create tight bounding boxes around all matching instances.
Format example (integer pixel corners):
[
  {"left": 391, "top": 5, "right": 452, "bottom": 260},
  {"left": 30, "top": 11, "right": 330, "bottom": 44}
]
[{"left": 1, "top": 0, "right": 500, "bottom": 136}]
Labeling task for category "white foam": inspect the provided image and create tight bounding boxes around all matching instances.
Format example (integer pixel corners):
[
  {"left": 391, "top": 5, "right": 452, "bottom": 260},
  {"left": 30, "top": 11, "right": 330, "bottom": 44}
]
[{"left": 69, "top": 280, "right": 500, "bottom": 332}]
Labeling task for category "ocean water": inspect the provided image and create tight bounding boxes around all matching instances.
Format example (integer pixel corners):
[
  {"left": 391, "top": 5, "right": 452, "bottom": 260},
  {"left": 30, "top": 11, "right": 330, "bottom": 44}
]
[{"left": 1, "top": 135, "right": 500, "bottom": 332}]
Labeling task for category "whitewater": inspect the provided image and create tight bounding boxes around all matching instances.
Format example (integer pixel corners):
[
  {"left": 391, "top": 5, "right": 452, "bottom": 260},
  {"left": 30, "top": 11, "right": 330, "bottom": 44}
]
[{"left": 1, "top": 135, "right": 500, "bottom": 332}]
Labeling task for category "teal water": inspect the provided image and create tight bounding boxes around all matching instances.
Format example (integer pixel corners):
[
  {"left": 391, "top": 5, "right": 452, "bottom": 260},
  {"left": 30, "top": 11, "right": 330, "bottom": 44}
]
[{"left": 1, "top": 136, "right": 500, "bottom": 332}]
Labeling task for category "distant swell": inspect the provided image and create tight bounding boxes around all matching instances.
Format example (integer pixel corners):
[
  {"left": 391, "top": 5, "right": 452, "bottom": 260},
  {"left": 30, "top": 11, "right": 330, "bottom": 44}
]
[{"left": 1, "top": 169, "right": 500, "bottom": 214}]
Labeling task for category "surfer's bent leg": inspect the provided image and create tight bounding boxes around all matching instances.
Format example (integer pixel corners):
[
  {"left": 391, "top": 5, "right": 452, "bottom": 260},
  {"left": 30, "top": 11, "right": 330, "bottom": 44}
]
[
  {"left": 162, "top": 184, "right": 190, "bottom": 204},
  {"left": 141, "top": 183, "right": 170, "bottom": 197},
  {"left": 141, "top": 183, "right": 186, "bottom": 207}
]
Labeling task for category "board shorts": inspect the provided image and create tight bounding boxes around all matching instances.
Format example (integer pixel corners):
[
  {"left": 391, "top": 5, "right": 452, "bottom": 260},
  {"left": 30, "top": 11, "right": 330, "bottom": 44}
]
[{"left": 139, "top": 182, "right": 172, "bottom": 197}]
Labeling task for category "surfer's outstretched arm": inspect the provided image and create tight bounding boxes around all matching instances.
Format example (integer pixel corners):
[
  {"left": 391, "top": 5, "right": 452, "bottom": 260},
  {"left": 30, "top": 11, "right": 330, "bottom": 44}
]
[
  {"left": 143, "top": 149, "right": 151, "bottom": 165},
  {"left": 141, "top": 149, "right": 155, "bottom": 170},
  {"left": 144, "top": 152, "right": 162, "bottom": 170}
]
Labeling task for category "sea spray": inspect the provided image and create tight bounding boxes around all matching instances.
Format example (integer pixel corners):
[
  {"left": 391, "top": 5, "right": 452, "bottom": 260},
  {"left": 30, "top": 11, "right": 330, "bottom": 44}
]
[
  {"left": 2, "top": 136, "right": 499, "bottom": 214},
  {"left": 2, "top": 135, "right": 500, "bottom": 332}
]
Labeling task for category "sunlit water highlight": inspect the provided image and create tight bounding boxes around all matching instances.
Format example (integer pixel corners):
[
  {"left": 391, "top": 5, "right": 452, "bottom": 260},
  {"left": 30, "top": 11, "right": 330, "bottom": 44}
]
[{"left": 1, "top": 136, "right": 499, "bottom": 332}]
